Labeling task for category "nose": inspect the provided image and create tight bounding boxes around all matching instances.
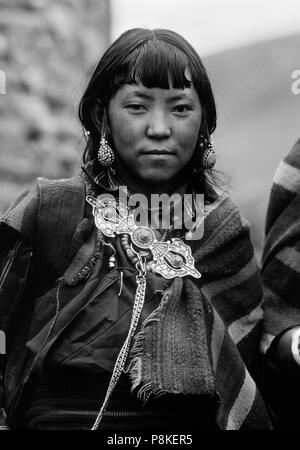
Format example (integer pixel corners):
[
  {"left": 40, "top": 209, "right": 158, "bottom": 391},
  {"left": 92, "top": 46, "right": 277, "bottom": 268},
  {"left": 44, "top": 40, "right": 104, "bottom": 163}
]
[{"left": 146, "top": 111, "right": 171, "bottom": 139}]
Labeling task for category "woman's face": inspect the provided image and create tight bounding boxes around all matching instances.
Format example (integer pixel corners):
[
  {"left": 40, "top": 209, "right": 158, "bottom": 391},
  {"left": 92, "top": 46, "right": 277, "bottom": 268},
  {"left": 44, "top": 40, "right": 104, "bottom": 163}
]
[{"left": 107, "top": 81, "right": 202, "bottom": 194}]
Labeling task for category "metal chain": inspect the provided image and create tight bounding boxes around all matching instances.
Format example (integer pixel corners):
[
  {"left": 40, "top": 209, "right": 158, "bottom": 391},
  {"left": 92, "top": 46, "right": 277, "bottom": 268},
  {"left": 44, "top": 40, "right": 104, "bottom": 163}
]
[{"left": 91, "top": 256, "right": 147, "bottom": 430}]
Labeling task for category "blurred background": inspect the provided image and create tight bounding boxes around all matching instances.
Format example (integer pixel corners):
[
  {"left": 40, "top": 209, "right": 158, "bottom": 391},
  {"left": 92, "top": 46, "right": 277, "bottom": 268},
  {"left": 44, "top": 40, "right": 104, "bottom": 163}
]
[{"left": 0, "top": 0, "right": 299, "bottom": 259}]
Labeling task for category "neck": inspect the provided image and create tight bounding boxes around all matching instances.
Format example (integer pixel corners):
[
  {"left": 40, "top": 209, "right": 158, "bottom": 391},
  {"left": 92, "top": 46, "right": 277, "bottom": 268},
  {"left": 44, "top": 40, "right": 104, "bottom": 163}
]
[{"left": 115, "top": 174, "right": 177, "bottom": 198}]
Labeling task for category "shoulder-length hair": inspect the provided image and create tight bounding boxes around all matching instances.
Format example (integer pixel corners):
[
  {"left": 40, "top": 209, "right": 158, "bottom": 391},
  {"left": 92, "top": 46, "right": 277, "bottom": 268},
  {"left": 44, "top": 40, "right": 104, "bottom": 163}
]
[{"left": 78, "top": 28, "right": 217, "bottom": 194}]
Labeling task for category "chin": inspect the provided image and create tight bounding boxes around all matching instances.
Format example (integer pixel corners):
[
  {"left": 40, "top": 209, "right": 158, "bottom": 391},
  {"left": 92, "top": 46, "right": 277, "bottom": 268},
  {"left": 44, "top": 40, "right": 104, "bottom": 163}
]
[
  {"left": 142, "top": 173, "right": 175, "bottom": 185},
  {"left": 141, "top": 167, "right": 178, "bottom": 181}
]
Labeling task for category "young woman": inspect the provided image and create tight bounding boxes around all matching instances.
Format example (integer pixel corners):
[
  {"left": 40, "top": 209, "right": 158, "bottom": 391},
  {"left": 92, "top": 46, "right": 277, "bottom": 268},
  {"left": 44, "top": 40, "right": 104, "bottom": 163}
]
[{"left": 0, "top": 28, "right": 271, "bottom": 430}]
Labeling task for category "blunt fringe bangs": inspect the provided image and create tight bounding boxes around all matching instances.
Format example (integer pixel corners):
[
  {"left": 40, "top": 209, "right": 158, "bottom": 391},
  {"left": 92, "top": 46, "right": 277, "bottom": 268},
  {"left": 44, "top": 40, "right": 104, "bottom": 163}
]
[
  {"left": 79, "top": 28, "right": 217, "bottom": 166},
  {"left": 108, "top": 39, "right": 192, "bottom": 94}
]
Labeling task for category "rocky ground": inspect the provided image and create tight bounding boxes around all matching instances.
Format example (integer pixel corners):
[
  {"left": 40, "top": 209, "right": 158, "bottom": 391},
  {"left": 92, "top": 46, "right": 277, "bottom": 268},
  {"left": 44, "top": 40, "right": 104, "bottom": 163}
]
[{"left": 0, "top": 0, "right": 110, "bottom": 214}]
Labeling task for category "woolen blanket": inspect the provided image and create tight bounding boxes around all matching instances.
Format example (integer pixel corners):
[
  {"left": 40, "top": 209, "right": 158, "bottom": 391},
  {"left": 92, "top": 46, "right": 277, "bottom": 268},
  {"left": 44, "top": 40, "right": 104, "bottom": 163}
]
[
  {"left": 261, "top": 138, "right": 300, "bottom": 354},
  {"left": 126, "top": 191, "right": 271, "bottom": 429}
]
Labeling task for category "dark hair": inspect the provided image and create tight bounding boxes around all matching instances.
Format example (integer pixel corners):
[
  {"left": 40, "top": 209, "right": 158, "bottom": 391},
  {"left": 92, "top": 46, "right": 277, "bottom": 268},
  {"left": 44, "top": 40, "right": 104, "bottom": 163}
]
[{"left": 78, "top": 28, "right": 217, "bottom": 193}]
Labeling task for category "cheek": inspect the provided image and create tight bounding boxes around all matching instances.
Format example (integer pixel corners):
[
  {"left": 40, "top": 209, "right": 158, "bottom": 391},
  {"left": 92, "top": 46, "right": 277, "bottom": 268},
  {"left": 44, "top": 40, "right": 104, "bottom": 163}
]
[
  {"left": 109, "top": 113, "right": 140, "bottom": 150},
  {"left": 178, "top": 119, "right": 201, "bottom": 156}
]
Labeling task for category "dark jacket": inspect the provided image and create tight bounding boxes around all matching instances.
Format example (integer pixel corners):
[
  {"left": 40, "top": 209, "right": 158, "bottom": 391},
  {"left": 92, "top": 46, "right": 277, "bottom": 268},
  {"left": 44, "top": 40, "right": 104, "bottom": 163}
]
[
  {"left": 0, "top": 224, "right": 32, "bottom": 428},
  {"left": 0, "top": 175, "right": 87, "bottom": 427}
]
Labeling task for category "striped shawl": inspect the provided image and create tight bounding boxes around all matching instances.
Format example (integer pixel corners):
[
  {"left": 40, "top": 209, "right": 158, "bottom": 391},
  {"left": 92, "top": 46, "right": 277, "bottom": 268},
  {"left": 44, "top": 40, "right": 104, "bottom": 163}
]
[
  {"left": 127, "top": 191, "right": 271, "bottom": 429},
  {"left": 261, "top": 138, "right": 300, "bottom": 353}
]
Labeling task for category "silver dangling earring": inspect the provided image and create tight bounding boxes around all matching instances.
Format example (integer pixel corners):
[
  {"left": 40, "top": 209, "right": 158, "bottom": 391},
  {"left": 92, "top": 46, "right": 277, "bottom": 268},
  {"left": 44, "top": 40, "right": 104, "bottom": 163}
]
[
  {"left": 199, "top": 135, "right": 216, "bottom": 170},
  {"left": 98, "top": 136, "right": 115, "bottom": 166},
  {"left": 97, "top": 115, "right": 115, "bottom": 167}
]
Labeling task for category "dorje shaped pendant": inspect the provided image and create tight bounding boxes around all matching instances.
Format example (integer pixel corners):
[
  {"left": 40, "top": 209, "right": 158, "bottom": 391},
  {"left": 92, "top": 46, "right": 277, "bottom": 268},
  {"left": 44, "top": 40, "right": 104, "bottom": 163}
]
[{"left": 86, "top": 195, "right": 201, "bottom": 280}]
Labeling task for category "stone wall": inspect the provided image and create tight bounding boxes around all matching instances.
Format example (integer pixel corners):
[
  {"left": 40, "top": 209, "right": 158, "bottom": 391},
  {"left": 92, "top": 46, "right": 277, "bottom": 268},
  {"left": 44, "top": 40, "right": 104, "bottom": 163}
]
[{"left": 0, "top": 0, "right": 110, "bottom": 213}]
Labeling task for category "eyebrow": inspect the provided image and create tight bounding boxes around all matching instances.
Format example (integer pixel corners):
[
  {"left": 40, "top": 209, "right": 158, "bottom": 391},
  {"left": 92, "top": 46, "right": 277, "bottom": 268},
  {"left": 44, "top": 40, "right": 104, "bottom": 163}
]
[
  {"left": 128, "top": 90, "right": 153, "bottom": 100},
  {"left": 126, "top": 89, "right": 192, "bottom": 102}
]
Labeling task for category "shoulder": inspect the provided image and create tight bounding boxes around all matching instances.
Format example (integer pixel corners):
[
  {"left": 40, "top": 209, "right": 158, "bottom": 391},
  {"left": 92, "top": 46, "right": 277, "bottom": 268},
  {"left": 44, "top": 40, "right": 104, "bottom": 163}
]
[
  {"left": 276, "top": 137, "right": 300, "bottom": 191},
  {"left": 268, "top": 136, "right": 300, "bottom": 199},
  {"left": 264, "top": 138, "right": 300, "bottom": 237},
  {"left": 191, "top": 189, "right": 253, "bottom": 274},
  {"left": 1, "top": 174, "right": 86, "bottom": 243},
  {"left": 36, "top": 174, "right": 85, "bottom": 192},
  {"left": 204, "top": 188, "right": 249, "bottom": 236}
]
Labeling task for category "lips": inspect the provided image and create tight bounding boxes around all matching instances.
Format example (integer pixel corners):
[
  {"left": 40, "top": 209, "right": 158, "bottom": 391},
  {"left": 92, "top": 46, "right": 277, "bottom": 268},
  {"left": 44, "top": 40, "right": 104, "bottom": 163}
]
[{"left": 141, "top": 149, "right": 175, "bottom": 155}]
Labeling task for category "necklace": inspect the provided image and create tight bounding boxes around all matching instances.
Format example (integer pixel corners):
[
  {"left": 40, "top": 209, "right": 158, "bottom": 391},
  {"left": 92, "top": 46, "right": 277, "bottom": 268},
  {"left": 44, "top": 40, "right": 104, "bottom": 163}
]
[
  {"left": 87, "top": 195, "right": 201, "bottom": 279},
  {"left": 120, "top": 228, "right": 169, "bottom": 271},
  {"left": 86, "top": 194, "right": 201, "bottom": 431}
]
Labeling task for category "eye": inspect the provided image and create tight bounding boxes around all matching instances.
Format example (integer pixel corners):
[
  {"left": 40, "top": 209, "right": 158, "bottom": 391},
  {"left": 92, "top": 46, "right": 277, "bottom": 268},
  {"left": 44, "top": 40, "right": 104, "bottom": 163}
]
[
  {"left": 125, "top": 104, "right": 146, "bottom": 112},
  {"left": 173, "top": 104, "right": 192, "bottom": 114}
]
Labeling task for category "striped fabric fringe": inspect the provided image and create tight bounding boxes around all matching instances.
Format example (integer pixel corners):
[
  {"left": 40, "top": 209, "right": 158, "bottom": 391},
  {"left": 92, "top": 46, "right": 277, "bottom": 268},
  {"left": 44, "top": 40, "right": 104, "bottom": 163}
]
[{"left": 261, "top": 138, "right": 300, "bottom": 354}]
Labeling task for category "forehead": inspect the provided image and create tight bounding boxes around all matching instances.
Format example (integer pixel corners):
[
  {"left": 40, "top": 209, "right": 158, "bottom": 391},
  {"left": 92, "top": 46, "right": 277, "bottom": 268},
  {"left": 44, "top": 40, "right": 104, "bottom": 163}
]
[{"left": 113, "top": 82, "right": 200, "bottom": 102}]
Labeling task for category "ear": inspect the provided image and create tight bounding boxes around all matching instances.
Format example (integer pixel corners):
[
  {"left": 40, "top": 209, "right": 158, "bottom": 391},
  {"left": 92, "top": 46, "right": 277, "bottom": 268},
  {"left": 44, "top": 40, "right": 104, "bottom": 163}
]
[
  {"left": 90, "top": 99, "right": 103, "bottom": 132},
  {"left": 102, "top": 107, "right": 112, "bottom": 136},
  {"left": 199, "top": 111, "right": 209, "bottom": 137}
]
